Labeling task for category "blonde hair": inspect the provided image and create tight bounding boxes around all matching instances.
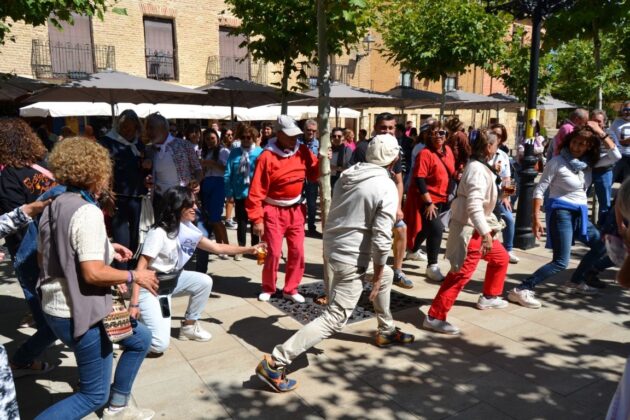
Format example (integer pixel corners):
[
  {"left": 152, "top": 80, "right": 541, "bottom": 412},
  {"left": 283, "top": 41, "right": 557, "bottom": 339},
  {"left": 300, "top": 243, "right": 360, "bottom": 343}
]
[{"left": 49, "top": 137, "right": 112, "bottom": 192}]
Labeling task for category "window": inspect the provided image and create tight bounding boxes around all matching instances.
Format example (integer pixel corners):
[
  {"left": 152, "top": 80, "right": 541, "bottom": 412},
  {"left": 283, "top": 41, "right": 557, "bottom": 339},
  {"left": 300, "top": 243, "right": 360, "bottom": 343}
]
[
  {"left": 47, "top": 14, "right": 94, "bottom": 78},
  {"left": 144, "top": 17, "right": 177, "bottom": 80},
  {"left": 218, "top": 26, "right": 249, "bottom": 79},
  {"left": 444, "top": 74, "right": 457, "bottom": 91},
  {"left": 400, "top": 71, "right": 413, "bottom": 87}
]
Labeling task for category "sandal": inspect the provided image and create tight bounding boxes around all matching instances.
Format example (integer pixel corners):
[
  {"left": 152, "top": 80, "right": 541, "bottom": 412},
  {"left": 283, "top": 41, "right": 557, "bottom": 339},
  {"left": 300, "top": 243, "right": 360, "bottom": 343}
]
[{"left": 11, "top": 360, "right": 55, "bottom": 379}]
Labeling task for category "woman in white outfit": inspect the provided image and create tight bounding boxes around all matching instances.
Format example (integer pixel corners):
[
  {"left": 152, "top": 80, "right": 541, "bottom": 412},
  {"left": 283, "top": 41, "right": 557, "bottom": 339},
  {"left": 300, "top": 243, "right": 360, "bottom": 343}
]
[{"left": 130, "top": 186, "right": 263, "bottom": 354}]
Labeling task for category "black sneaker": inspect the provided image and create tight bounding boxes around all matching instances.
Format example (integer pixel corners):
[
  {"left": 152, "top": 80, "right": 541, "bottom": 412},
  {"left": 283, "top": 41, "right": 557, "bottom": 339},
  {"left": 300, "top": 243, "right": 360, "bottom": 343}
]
[
  {"left": 307, "top": 229, "right": 322, "bottom": 239},
  {"left": 585, "top": 272, "right": 607, "bottom": 289},
  {"left": 393, "top": 271, "right": 414, "bottom": 289}
]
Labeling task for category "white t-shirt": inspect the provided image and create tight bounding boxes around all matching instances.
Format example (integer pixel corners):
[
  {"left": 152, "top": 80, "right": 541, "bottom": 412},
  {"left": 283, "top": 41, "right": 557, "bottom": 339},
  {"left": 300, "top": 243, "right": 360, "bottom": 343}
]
[
  {"left": 142, "top": 227, "right": 179, "bottom": 272},
  {"left": 489, "top": 149, "right": 511, "bottom": 179},
  {"left": 204, "top": 148, "right": 230, "bottom": 178},
  {"left": 154, "top": 149, "right": 180, "bottom": 194}
]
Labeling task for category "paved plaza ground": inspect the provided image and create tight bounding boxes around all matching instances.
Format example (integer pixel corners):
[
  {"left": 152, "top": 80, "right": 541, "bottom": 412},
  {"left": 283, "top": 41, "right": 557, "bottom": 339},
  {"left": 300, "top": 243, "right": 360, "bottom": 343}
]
[{"left": 1, "top": 226, "right": 629, "bottom": 419}]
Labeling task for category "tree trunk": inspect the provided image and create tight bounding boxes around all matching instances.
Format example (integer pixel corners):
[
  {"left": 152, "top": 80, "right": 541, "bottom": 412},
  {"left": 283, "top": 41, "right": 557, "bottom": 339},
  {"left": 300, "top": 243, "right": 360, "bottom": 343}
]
[
  {"left": 280, "top": 57, "right": 292, "bottom": 114},
  {"left": 317, "top": 0, "right": 331, "bottom": 282},
  {"left": 439, "top": 74, "right": 447, "bottom": 120},
  {"left": 593, "top": 22, "right": 603, "bottom": 110}
]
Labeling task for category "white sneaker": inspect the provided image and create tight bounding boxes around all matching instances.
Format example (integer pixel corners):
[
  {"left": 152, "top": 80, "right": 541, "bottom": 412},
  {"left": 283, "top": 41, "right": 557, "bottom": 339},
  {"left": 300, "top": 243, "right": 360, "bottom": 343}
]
[
  {"left": 405, "top": 249, "right": 428, "bottom": 261},
  {"left": 563, "top": 281, "right": 598, "bottom": 295},
  {"left": 234, "top": 254, "right": 243, "bottom": 261},
  {"left": 476, "top": 295, "right": 509, "bottom": 310},
  {"left": 425, "top": 264, "right": 445, "bottom": 282},
  {"left": 218, "top": 254, "right": 229, "bottom": 260},
  {"left": 225, "top": 219, "right": 237, "bottom": 230},
  {"left": 422, "top": 315, "right": 460, "bottom": 335},
  {"left": 507, "top": 288, "right": 542, "bottom": 309},
  {"left": 102, "top": 406, "right": 155, "bottom": 420},
  {"left": 179, "top": 321, "right": 212, "bottom": 342},
  {"left": 283, "top": 292, "right": 305, "bottom": 303},
  {"left": 508, "top": 252, "right": 520, "bottom": 264},
  {"left": 258, "top": 292, "right": 271, "bottom": 302}
]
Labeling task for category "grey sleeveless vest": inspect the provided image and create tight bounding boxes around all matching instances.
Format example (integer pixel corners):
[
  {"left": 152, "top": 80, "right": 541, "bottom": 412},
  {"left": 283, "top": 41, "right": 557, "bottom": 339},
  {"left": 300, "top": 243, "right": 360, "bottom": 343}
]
[{"left": 39, "top": 192, "right": 112, "bottom": 339}]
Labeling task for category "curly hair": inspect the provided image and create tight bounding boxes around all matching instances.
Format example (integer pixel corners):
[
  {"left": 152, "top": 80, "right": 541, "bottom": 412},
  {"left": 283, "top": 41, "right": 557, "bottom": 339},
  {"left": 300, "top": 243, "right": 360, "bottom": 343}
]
[
  {"left": 562, "top": 126, "right": 600, "bottom": 167},
  {"left": 48, "top": 137, "right": 112, "bottom": 192},
  {"left": 0, "top": 118, "right": 47, "bottom": 167}
]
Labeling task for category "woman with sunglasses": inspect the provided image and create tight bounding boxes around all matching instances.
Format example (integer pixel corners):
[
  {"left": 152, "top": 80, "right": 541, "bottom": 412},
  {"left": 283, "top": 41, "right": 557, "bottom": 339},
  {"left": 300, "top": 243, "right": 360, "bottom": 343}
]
[
  {"left": 405, "top": 121, "right": 454, "bottom": 282},
  {"left": 611, "top": 100, "right": 630, "bottom": 183},
  {"left": 222, "top": 128, "right": 238, "bottom": 230},
  {"left": 508, "top": 126, "right": 616, "bottom": 308},
  {"left": 424, "top": 130, "right": 510, "bottom": 335},
  {"left": 330, "top": 127, "right": 353, "bottom": 191},
  {"left": 225, "top": 126, "right": 263, "bottom": 259},
  {"left": 130, "top": 186, "right": 264, "bottom": 355}
]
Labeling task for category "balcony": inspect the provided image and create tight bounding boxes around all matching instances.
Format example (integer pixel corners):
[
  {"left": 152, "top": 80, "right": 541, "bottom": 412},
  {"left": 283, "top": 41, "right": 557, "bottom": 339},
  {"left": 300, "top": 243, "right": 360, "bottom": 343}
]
[
  {"left": 299, "top": 63, "right": 350, "bottom": 90},
  {"left": 31, "top": 39, "right": 115, "bottom": 80},
  {"left": 145, "top": 49, "right": 177, "bottom": 81},
  {"left": 206, "top": 56, "right": 268, "bottom": 85}
]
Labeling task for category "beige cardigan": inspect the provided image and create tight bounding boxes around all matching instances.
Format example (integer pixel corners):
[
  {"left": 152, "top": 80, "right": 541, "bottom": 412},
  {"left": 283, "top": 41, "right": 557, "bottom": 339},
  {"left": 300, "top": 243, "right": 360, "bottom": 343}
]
[{"left": 445, "top": 159, "right": 502, "bottom": 272}]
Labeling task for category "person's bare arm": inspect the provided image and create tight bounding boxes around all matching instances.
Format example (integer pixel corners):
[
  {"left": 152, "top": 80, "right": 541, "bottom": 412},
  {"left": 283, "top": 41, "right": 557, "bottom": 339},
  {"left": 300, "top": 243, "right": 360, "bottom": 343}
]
[{"left": 197, "top": 237, "right": 261, "bottom": 256}]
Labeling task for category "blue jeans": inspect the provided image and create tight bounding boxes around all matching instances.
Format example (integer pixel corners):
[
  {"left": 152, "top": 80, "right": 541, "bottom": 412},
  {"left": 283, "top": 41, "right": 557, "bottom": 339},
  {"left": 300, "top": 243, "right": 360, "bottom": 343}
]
[
  {"left": 36, "top": 315, "right": 151, "bottom": 419},
  {"left": 500, "top": 202, "right": 514, "bottom": 252},
  {"left": 592, "top": 169, "right": 613, "bottom": 225},
  {"left": 519, "top": 209, "right": 601, "bottom": 290},
  {"left": 305, "top": 181, "right": 318, "bottom": 231},
  {"left": 11, "top": 260, "right": 57, "bottom": 367}
]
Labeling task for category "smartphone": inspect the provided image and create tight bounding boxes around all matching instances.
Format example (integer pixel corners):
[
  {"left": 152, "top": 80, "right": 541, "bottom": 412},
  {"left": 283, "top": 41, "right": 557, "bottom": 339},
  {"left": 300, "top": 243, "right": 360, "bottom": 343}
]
[{"left": 159, "top": 296, "right": 170, "bottom": 318}]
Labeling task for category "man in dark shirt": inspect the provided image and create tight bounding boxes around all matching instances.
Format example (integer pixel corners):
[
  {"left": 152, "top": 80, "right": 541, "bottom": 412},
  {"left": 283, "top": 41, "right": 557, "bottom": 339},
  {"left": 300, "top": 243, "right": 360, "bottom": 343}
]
[
  {"left": 98, "top": 109, "right": 147, "bottom": 268},
  {"left": 350, "top": 113, "right": 413, "bottom": 289}
]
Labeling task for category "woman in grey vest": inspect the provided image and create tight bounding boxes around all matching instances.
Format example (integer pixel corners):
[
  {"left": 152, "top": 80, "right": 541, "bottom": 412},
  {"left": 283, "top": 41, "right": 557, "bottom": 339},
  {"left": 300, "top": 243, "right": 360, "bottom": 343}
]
[{"left": 36, "top": 138, "right": 159, "bottom": 420}]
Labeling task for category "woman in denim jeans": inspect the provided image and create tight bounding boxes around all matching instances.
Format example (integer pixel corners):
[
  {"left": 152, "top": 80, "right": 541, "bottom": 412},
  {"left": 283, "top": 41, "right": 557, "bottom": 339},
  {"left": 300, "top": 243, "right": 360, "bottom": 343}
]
[
  {"left": 508, "top": 126, "right": 617, "bottom": 309},
  {"left": 36, "top": 138, "right": 159, "bottom": 420}
]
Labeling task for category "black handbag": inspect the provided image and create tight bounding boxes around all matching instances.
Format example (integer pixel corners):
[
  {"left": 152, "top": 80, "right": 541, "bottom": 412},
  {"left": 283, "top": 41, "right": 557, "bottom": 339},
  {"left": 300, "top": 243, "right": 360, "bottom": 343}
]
[{"left": 156, "top": 269, "right": 183, "bottom": 295}]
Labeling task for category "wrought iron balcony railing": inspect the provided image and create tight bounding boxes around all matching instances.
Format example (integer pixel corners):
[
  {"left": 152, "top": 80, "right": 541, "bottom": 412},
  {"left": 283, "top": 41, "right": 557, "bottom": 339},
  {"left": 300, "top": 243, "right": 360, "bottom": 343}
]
[
  {"left": 31, "top": 39, "right": 115, "bottom": 80},
  {"left": 145, "top": 49, "right": 177, "bottom": 81},
  {"left": 299, "top": 63, "right": 350, "bottom": 90},
  {"left": 206, "top": 56, "right": 268, "bottom": 85}
]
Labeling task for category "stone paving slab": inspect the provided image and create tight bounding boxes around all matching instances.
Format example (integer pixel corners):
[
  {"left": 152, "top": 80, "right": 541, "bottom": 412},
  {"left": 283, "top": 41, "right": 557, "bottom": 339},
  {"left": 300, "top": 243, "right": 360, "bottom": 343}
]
[{"left": 3, "top": 226, "right": 630, "bottom": 419}]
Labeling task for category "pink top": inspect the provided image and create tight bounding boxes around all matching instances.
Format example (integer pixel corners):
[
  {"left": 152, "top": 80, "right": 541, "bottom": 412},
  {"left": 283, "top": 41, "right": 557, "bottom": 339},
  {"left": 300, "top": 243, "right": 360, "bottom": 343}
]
[{"left": 345, "top": 141, "right": 356, "bottom": 151}]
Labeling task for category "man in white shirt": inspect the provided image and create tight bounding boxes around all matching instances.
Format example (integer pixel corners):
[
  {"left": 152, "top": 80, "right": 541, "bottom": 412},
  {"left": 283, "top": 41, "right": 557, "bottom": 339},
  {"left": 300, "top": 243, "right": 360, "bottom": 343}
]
[{"left": 611, "top": 101, "right": 630, "bottom": 183}]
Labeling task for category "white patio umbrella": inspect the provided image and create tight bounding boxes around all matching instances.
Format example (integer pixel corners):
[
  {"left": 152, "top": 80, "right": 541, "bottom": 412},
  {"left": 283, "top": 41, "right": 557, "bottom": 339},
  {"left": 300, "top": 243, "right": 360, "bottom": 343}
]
[
  {"left": 234, "top": 104, "right": 360, "bottom": 121},
  {"left": 20, "top": 101, "right": 238, "bottom": 119}
]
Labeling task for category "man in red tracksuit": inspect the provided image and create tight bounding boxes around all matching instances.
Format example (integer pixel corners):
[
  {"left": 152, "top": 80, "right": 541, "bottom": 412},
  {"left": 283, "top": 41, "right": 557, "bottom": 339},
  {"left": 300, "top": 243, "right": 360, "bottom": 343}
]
[{"left": 246, "top": 115, "right": 319, "bottom": 303}]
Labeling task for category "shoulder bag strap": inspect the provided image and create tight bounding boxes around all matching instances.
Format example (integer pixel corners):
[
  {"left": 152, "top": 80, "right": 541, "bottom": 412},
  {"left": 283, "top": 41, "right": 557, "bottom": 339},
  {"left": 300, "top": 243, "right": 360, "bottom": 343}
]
[{"left": 30, "top": 164, "right": 55, "bottom": 181}]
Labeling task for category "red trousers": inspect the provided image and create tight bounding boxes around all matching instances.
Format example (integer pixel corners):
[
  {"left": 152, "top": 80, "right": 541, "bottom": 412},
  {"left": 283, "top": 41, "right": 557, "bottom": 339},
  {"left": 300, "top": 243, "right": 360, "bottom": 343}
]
[
  {"left": 262, "top": 203, "right": 306, "bottom": 295},
  {"left": 428, "top": 232, "right": 509, "bottom": 320}
]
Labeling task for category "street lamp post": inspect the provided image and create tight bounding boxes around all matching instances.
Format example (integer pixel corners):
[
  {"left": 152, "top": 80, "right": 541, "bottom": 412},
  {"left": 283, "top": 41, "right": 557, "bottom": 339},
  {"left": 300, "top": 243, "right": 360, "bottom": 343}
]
[{"left": 486, "top": 0, "right": 576, "bottom": 250}]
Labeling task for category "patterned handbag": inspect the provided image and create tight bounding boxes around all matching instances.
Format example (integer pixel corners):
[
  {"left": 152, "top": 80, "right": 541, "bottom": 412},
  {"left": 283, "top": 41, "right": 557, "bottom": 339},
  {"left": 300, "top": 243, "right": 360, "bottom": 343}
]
[{"left": 102, "top": 289, "right": 133, "bottom": 343}]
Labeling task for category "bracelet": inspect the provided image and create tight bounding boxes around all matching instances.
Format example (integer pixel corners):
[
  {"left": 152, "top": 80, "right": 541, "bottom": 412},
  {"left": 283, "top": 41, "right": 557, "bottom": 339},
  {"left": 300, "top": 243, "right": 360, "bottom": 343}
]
[
  {"left": 129, "top": 304, "right": 139, "bottom": 308},
  {"left": 126, "top": 271, "right": 133, "bottom": 284}
]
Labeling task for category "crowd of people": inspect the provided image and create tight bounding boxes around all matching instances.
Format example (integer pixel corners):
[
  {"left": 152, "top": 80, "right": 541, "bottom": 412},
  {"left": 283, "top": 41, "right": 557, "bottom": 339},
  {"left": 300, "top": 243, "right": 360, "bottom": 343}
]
[{"left": 0, "top": 102, "right": 628, "bottom": 417}]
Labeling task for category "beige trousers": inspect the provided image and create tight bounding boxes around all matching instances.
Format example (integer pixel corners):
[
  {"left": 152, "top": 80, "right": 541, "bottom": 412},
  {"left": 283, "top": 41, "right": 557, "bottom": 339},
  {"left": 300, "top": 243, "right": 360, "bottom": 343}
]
[{"left": 272, "top": 258, "right": 396, "bottom": 367}]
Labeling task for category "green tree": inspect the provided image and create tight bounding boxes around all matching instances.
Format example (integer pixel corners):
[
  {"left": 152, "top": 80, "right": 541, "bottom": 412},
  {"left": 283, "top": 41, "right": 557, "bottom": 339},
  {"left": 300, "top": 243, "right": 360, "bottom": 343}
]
[
  {"left": 379, "top": 0, "right": 509, "bottom": 118},
  {"left": 0, "top": 1, "right": 124, "bottom": 45},
  {"left": 543, "top": 0, "right": 630, "bottom": 108},
  {"left": 496, "top": 26, "right": 555, "bottom": 102},
  {"left": 223, "top": 0, "right": 374, "bottom": 113},
  {"left": 549, "top": 34, "right": 630, "bottom": 110}
]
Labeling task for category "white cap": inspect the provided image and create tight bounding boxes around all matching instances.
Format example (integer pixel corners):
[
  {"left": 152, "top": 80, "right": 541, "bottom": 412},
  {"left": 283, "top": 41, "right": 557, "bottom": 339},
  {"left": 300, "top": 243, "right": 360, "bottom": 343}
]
[
  {"left": 366, "top": 134, "right": 400, "bottom": 166},
  {"left": 277, "top": 115, "right": 303, "bottom": 137}
]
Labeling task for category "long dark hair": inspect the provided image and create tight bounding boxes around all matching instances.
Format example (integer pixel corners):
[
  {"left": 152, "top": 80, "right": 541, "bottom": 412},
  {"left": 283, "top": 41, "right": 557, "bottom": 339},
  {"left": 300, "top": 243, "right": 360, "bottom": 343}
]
[
  {"left": 201, "top": 128, "right": 220, "bottom": 161},
  {"left": 154, "top": 186, "right": 195, "bottom": 238},
  {"left": 562, "top": 126, "right": 600, "bottom": 167}
]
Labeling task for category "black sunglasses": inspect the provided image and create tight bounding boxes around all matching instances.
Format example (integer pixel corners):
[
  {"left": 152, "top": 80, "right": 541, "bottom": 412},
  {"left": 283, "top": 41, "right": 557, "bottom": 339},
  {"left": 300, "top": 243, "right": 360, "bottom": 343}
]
[{"left": 432, "top": 130, "right": 447, "bottom": 137}]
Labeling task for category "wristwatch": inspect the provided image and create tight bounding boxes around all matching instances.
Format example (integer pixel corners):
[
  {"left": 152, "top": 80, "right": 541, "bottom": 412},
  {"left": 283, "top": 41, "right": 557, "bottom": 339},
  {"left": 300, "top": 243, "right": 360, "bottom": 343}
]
[{"left": 601, "top": 133, "right": 610, "bottom": 140}]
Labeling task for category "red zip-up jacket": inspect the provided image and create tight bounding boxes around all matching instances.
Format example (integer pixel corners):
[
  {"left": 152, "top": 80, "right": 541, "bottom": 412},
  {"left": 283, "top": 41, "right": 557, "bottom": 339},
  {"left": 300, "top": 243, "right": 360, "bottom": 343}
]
[{"left": 246, "top": 144, "right": 318, "bottom": 224}]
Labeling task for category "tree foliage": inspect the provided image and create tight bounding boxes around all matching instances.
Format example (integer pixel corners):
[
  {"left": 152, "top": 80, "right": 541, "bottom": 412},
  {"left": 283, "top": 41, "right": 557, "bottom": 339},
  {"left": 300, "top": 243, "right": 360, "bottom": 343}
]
[
  {"left": 223, "top": 0, "right": 374, "bottom": 111},
  {"left": 0, "top": 0, "right": 125, "bottom": 45},
  {"left": 496, "top": 26, "right": 555, "bottom": 102},
  {"left": 549, "top": 34, "right": 630, "bottom": 108},
  {"left": 378, "top": 0, "right": 509, "bottom": 115}
]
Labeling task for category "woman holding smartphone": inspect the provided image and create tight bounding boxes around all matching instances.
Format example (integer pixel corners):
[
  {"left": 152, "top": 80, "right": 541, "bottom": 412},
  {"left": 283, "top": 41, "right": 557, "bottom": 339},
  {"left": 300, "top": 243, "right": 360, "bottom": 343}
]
[{"left": 130, "top": 186, "right": 264, "bottom": 355}]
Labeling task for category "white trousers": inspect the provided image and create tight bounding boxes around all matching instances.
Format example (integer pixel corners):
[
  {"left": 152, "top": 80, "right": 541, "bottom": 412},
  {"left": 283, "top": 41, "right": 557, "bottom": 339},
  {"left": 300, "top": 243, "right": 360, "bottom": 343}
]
[{"left": 138, "top": 270, "right": 213, "bottom": 353}]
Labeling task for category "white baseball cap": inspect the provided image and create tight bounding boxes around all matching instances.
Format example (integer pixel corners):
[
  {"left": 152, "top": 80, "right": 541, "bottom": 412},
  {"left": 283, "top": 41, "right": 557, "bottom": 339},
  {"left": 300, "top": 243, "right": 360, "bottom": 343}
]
[
  {"left": 277, "top": 115, "right": 303, "bottom": 137},
  {"left": 366, "top": 134, "right": 400, "bottom": 167}
]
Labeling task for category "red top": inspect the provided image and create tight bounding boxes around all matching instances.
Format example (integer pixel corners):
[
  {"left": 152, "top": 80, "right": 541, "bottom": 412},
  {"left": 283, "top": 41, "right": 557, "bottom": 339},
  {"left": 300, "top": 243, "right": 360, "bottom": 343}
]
[
  {"left": 414, "top": 145, "right": 455, "bottom": 204},
  {"left": 246, "top": 144, "right": 319, "bottom": 223}
]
